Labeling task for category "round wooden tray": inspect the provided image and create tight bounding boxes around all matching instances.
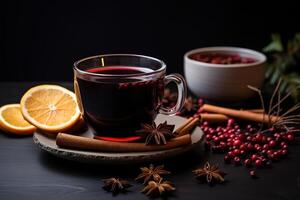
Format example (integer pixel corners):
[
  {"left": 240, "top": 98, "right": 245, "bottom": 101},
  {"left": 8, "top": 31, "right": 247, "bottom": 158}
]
[{"left": 33, "top": 114, "right": 204, "bottom": 164}]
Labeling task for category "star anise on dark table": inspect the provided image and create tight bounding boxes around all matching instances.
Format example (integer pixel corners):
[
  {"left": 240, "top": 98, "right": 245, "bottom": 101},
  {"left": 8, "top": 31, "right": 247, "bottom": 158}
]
[
  {"left": 193, "top": 162, "right": 226, "bottom": 184},
  {"left": 135, "top": 164, "right": 170, "bottom": 184},
  {"left": 136, "top": 121, "right": 176, "bottom": 145},
  {"left": 102, "top": 177, "right": 132, "bottom": 194},
  {"left": 141, "top": 177, "right": 175, "bottom": 197}
]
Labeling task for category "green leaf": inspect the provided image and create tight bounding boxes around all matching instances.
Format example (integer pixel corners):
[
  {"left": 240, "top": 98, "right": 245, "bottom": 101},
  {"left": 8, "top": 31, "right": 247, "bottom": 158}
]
[
  {"left": 279, "top": 79, "right": 288, "bottom": 93},
  {"left": 270, "top": 69, "right": 281, "bottom": 84},
  {"left": 265, "top": 32, "right": 300, "bottom": 102},
  {"left": 265, "top": 65, "right": 274, "bottom": 78},
  {"left": 263, "top": 33, "right": 284, "bottom": 53}
]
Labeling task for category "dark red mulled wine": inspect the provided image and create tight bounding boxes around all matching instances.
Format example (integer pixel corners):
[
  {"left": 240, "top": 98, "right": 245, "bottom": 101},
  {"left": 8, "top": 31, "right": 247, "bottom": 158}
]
[
  {"left": 76, "top": 66, "right": 164, "bottom": 141},
  {"left": 189, "top": 53, "right": 256, "bottom": 64}
]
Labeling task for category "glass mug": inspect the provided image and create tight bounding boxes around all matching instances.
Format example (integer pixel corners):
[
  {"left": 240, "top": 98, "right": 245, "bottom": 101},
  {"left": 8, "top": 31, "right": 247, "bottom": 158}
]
[{"left": 74, "top": 54, "right": 187, "bottom": 141}]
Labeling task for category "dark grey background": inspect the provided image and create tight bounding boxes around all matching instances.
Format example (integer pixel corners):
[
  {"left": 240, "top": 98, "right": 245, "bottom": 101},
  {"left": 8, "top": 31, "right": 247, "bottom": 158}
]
[{"left": 1, "top": 0, "right": 299, "bottom": 81}]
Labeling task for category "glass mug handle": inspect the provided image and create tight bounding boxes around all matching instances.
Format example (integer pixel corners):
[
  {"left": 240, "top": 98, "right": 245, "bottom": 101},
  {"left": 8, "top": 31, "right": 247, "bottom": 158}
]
[{"left": 160, "top": 73, "right": 187, "bottom": 115}]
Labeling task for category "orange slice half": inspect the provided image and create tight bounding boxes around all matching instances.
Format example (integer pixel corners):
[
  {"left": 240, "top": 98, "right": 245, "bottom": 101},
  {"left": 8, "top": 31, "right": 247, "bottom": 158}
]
[
  {"left": 0, "top": 104, "right": 36, "bottom": 135},
  {"left": 20, "top": 85, "right": 80, "bottom": 133}
]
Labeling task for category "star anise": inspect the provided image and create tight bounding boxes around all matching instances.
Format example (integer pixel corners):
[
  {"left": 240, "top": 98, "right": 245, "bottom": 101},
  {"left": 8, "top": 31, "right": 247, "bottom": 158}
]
[
  {"left": 102, "top": 177, "right": 132, "bottom": 194},
  {"left": 193, "top": 162, "right": 226, "bottom": 184},
  {"left": 136, "top": 121, "right": 176, "bottom": 145},
  {"left": 141, "top": 177, "right": 175, "bottom": 197},
  {"left": 135, "top": 164, "right": 170, "bottom": 184}
]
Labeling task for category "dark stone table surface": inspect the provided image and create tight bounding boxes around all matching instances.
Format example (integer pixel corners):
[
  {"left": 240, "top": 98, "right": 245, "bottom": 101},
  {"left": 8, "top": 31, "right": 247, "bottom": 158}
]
[{"left": 0, "top": 82, "right": 300, "bottom": 200}]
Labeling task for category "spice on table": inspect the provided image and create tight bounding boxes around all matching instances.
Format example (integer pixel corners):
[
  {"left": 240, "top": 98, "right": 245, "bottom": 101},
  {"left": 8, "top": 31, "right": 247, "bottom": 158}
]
[
  {"left": 141, "top": 177, "right": 175, "bottom": 197},
  {"left": 193, "top": 162, "right": 226, "bottom": 184},
  {"left": 136, "top": 121, "right": 176, "bottom": 145},
  {"left": 102, "top": 177, "right": 132, "bottom": 194},
  {"left": 135, "top": 164, "right": 170, "bottom": 184}
]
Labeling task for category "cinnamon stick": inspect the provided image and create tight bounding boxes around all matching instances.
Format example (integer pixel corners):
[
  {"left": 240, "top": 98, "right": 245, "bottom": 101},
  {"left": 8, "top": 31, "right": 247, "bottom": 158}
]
[
  {"left": 244, "top": 109, "right": 264, "bottom": 114},
  {"left": 174, "top": 117, "right": 194, "bottom": 135},
  {"left": 177, "top": 117, "right": 200, "bottom": 137},
  {"left": 56, "top": 133, "right": 191, "bottom": 153},
  {"left": 202, "top": 104, "right": 279, "bottom": 124},
  {"left": 200, "top": 113, "right": 229, "bottom": 123}
]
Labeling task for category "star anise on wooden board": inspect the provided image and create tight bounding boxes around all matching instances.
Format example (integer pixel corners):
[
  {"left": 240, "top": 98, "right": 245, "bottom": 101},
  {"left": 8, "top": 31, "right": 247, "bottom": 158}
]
[
  {"left": 136, "top": 121, "right": 176, "bottom": 145},
  {"left": 102, "top": 177, "right": 132, "bottom": 194},
  {"left": 141, "top": 177, "right": 175, "bottom": 197},
  {"left": 193, "top": 162, "right": 226, "bottom": 184},
  {"left": 135, "top": 164, "right": 170, "bottom": 184}
]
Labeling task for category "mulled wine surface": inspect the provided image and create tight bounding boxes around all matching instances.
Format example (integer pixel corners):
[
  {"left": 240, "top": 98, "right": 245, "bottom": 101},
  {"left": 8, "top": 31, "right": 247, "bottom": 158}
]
[{"left": 76, "top": 66, "right": 164, "bottom": 141}]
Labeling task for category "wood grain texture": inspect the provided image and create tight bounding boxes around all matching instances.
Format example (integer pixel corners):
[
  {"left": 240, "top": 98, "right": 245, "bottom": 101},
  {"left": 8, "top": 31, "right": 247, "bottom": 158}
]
[{"left": 0, "top": 82, "right": 300, "bottom": 200}]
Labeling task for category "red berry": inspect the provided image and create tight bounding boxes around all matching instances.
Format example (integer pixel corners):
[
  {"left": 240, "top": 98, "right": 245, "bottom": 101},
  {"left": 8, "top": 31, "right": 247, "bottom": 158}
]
[
  {"left": 267, "top": 137, "right": 272, "bottom": 142},
  {"left": 197, "top": 99, "right": 204, "bottom": 106},
  {"left": 251, "top": 154, "right": 258, "bottom": 161},
  {"left": 219, "top": 135, "right": 225, "bottom": 141},
  {"left": 269, "top": 140, "right": 277, "bottom": 147},
  {"left": 227, "top": 119, "right": 235, "bottom": 127},
  {"left": 213, "top": 137, "right": 220, "bottom": 143},
  {"left": 227, "top": 151, "right": 235, "bottom": 158},
  {"left": 261, "top": 149, "right": 267, "bottom": 155},
  {"left": 244, "top": 159, "right": 252, "bottom": 167},
  {"left": 233, "top": 139, "right": 241, "bottom": 146},
  {"left": 240, "top": 144, "right": 247, "bottom": 150},
  {"left": 246, "top": 136, "right": 252, "bottom": 141},
  {"left": 240, "top": 150, "right": 246, "bottom": 156},
  {"left": 280, "top": 141, "right": 287, "bottom": 147},
  {"left": 206, "top": 134, "right": 212, "bottom": 141},
  {"left": 281, "top": 149, "right": 288, "bottom": 156},
  {"left": 255, "top": 134, "right": 263, "bottom": 142},
  {"left": 247, "top": 143, "right": 254, "bottom": 151},
  {"left": 255, "top": 159, "right": 262, "bottom": 168},
  {"left": 254, "top": 144, "right": 261, "bottom": 149},
  {"left": 246, "top": 125, "right": 252, "bottom": 130},
  {"left": 275, "top": 133, "right": 282, "bottom": 140},
  {"left": 197, "top": 108, "right": 203, "bottom": 114},
  {"left": 286, "top": 133, "right": 295, "bottom": 142},
  {"left": 234, "top": 157, "right": 241, "bottom": 165},
  {"left": 233, "top": 149, "right": 240, "bottom": 156},
  {"left": 273, "top": 151, "right": 280, "bottom": 159},
  {"left": 263, "top": 144, "right": 269, "bottom": 150},
  {"left": 224, "top": 155, "right": 231, "bottom": 163},
  {"left": 261, "top": 136, "right": 267, "bottom": 143},
  {"left": 250, "top": 170, "right": 257, "bottom": 178}
]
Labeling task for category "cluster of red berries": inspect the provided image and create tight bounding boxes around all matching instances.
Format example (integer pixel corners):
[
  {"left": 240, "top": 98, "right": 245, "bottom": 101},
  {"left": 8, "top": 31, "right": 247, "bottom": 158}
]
[
  {"left": 201, "top": 119, "right": 295, "bottom": 178},
  {"left": 189, "top": 53, "right": 256, "bottom": 64}
]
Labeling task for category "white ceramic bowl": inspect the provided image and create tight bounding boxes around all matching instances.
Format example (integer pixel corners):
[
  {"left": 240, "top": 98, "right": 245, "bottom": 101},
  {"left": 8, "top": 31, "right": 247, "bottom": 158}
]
[{"left": 184, "top": 47, "right": 266, "bottom": 101}]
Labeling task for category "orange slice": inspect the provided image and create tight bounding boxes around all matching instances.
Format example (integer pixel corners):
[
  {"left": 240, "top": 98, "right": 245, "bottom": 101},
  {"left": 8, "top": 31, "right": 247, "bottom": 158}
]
[
  {"left": 0, "top": 104, "right": 36, "bottom": 135},
  {"left": 20, "top": 85, "right": 81, "bottom": 133}
]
